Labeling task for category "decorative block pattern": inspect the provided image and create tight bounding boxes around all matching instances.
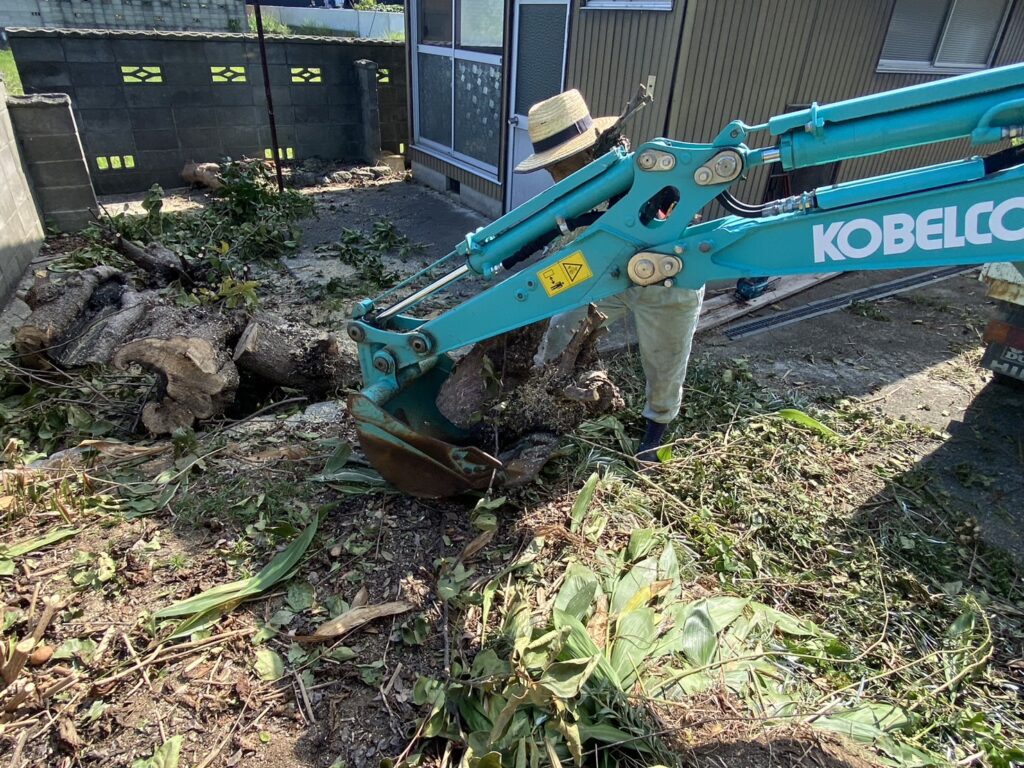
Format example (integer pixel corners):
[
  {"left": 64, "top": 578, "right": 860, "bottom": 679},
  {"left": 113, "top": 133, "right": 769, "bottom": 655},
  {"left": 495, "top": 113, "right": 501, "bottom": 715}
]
[
  {"left": 264, "top": 147, "right": 296, "bottom": 160},
  {"left": 290, "top": 67, "right": 322, "bottom": 84},
  {"left": 211, "top": 66, "right": 246, "bottom": 83},
  {"left": 121, "top": 66, "right": 164, "bottom": 84},
  {"left": 96, "top": 155, "right": 137, "bottom": 170},
  {"left": 9, "top": 30, "right": 409, "bottom": 195}
]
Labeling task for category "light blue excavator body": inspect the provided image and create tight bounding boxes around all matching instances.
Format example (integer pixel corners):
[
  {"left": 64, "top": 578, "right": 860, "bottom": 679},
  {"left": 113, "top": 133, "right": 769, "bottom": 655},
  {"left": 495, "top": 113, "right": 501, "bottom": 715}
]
[{"left": 345, "top": 63, "right": 1024, "bottom": 497}]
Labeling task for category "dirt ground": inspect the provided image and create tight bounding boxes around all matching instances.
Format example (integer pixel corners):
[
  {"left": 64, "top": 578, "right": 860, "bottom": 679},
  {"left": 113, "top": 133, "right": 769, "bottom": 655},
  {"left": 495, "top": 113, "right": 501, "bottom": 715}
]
[
  {"left": 700, "top": 269, "right": 1024, "bottom": 565},
  {"left": 2, "top": 174, "right": 1022, "bottom": 768}
]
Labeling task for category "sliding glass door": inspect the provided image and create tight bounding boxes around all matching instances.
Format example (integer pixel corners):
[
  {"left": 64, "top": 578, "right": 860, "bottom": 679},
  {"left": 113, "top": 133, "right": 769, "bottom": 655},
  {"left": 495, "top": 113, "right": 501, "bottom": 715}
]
[{"left": 412, "top": 0, "right": 505, "bottom": 178}]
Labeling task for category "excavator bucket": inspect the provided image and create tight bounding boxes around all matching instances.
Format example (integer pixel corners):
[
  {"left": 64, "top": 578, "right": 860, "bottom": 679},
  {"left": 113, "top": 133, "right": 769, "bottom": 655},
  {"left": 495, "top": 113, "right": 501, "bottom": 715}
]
[{"left": 348, "top": 357, "right": 504, "bottom": 498}]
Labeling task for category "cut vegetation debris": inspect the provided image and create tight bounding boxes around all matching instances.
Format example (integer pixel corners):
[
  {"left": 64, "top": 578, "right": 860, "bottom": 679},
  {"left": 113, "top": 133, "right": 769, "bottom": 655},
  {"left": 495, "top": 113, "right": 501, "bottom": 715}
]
[{"left": 0, "top": 171, "right": 1020, "bottom": 768}]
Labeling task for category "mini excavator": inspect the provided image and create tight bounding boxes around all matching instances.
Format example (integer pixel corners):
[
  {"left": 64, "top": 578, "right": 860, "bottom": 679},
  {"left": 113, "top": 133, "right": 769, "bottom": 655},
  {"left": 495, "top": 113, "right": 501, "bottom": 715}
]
[{"left": 344, "top": 63, "right": 1024, "bottom": 498}]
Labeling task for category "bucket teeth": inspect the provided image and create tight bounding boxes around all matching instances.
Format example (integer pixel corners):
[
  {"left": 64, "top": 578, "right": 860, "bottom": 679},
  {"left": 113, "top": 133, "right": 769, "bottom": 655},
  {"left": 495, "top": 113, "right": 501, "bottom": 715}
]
[{"left": 348, "top": 394, "right": 503, "bottom": 498}]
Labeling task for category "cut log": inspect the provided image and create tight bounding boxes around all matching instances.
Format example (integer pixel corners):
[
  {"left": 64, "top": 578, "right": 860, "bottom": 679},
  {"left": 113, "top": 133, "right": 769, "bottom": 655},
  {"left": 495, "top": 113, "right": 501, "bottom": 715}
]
[
  {"left": 232, "top": 312, "right": 359, "bottom": 394},
  {"left": 111, "top": 235, "right": 187, "bottom": 284},
  {"left": 14, "top": 266, "right": 124, "bottom": 366},
  {"left": 181, "top": 161, "right": 223, "bottom": 191},
  {"left": 52, "top": 289, "right": 160, "bottom": 368},
  {"left": 115, "top": 336, "right": 239, "bottom": 435}
]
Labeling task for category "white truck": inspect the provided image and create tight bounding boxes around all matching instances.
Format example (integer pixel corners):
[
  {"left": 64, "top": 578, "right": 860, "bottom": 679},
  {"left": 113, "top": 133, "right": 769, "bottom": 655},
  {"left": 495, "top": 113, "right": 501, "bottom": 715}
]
[{"left": 981, "top": 261, "right": 1024, "bottom": 385}]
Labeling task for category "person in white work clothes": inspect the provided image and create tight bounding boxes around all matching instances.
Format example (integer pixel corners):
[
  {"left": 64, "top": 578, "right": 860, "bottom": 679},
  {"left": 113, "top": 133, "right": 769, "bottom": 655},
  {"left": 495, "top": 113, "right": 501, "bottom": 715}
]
[{"left": 514, "top": 89, "right": 704, "bottom": 462}]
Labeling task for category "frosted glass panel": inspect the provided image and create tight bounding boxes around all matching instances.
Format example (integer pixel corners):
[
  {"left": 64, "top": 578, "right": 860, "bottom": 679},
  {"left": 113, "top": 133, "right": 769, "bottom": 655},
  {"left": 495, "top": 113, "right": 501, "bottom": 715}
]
[
  {"left": 454, "top": 59, "right": 501, "bottom": 167},
  {"left": 418, "top": 53, "right": 452, "bottom": 147},
  {"left": 459, "top": 0, "right": 504, "bottom": 50},
  {"left": 514, "top": 4, "right": 567, "bottom": 115}
]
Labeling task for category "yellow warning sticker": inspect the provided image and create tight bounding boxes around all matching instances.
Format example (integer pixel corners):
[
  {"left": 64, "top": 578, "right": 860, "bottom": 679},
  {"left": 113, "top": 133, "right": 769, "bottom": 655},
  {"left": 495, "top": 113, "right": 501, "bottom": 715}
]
[{"left": 538, "top": 251, "right": 594, "bottom": 297}]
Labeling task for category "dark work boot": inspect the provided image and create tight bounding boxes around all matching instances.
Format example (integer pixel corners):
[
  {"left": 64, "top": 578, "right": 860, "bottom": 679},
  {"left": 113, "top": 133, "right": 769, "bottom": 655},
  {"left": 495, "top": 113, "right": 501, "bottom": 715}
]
[{"left": 635, "top": 419, "right": 670, "bottom": 463}]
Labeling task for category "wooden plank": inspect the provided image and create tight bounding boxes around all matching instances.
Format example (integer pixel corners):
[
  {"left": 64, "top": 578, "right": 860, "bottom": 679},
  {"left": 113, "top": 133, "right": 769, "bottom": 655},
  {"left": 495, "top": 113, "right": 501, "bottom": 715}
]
[{"left": 697, "top": 273, "right": 840, "bottom": 333}]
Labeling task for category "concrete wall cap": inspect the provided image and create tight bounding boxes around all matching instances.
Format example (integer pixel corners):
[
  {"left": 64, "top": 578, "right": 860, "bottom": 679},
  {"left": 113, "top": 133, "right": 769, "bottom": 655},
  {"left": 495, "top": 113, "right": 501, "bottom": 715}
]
[
  {"left": 5, "top": 27, "right": 402, "bottom": 46},
  {"left": 6, "top": 94, "right": 73, "bottom": 108}
]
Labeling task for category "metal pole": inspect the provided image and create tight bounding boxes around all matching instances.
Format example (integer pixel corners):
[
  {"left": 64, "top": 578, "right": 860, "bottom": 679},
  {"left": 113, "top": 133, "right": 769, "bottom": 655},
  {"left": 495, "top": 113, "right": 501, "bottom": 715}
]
[{"left": 253, "top": 0, "right": 285, "bottom": 193}]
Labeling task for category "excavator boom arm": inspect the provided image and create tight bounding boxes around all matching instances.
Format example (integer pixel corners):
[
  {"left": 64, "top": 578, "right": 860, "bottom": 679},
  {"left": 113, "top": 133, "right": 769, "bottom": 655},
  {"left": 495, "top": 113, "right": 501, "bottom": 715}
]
[{"left": 345, "top": 62, "right": 1024, "bottom": 497}]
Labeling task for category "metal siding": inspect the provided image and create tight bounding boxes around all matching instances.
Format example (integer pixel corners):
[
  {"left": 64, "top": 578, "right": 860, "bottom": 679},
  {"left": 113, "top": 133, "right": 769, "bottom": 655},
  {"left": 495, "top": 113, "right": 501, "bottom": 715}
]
[
  {"left": 565, "top": 5, "right": 687, "bottom": 147},
  {"left": 567, "top": 0, "right": 1024, "bottom": 218}
]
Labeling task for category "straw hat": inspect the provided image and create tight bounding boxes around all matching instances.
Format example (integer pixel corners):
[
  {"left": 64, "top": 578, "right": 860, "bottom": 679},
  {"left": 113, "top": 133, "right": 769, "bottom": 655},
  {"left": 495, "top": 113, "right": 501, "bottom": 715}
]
[{"left": 514, "top": 90, "right": 617, "bottom": 174}]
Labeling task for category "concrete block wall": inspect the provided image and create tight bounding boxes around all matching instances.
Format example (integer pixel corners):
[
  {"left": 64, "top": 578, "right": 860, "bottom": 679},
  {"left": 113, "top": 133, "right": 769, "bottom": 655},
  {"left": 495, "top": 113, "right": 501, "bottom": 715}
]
[
  {"left": 7, "top": 93, "right": 97, "bottom": 232},
  {"left": 9, "top": 29, "right": 409, "bottom": 195},
  {"left": 0, "top": 78, "right": 44, "bottom": 306},
  {"left": 1, "top": 0, "right": 248, "bottom": 34}
]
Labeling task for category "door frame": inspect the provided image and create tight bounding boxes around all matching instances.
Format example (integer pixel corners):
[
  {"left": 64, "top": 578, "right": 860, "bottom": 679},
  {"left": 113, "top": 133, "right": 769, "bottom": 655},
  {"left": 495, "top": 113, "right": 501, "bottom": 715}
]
[{"left": 504, "top": 0, "right": 571, "bottom": 212}]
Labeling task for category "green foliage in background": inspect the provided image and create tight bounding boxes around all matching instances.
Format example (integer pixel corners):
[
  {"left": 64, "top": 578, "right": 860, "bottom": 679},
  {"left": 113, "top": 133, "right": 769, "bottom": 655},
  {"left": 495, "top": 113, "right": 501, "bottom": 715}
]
[{"left": 0, "top": 49, "right": 23, "bottom": 95}]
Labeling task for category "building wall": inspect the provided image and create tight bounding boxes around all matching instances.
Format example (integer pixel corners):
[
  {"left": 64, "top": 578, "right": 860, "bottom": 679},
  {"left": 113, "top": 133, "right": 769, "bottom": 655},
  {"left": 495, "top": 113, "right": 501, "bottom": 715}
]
[
  {"left": 0, "top": 77, "right": 45, "bottom": 306},
  {"left": 568, "top": 0, "right": 1024, "bottom": 212},
  {"left": 1, "top": 0, "right": 248, "bottom": 34},
  {"left": 564, "top": 3, "right": 686, "bottom": 144},
  {"left": 9, "top": 29, "right": 408, "bottom": 195}
]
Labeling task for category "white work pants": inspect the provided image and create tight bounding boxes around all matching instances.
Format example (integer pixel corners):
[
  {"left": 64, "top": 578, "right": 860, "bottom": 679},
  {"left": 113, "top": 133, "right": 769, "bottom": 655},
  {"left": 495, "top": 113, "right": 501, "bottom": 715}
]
[{"left": 537, "top": 284, "right": 704, "bottom": 424}]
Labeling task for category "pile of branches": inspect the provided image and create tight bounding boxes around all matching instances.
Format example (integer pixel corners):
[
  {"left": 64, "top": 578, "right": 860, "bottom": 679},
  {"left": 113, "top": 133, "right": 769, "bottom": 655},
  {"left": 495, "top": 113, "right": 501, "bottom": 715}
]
[{"left": 12, "top": 161, "right": 359, "bottom": 435}]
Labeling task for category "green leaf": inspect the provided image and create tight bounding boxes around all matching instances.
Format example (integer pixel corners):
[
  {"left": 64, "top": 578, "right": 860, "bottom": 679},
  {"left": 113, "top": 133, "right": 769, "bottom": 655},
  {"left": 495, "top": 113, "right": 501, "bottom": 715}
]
[
  {"left": 750, "top": 602, "right": 820, "bottom": 637},
  {"left": 655, "top": 444, "right": 673, "bottom": 462},
  {"left": 610, "top": 557, "right": 658, "bottom": 614},
  {"left": 254, "top": 648, "right": 285, "bottom": 681},
  {"left": 777, "top": 408, "right": 838, "bottom": 439},
  {"left": 538, "top": 656, "right": 600, "bottom": 699},
  {"left": 626, "top": 529, "right": 657, "bottom": 561},
  {"left": 96, "top": 552, "right": 116, "bottom": 583},
  {"left": 703, "top": 596, "right": 750, "bottom": 632},
  {"left": 0, "top": 527, "right": 80, "bottom": 558},
  {"left": 131, "top": 735, "right": 183, "bottom": 768},
  {"left": 569, "top": 473, "right": 599, "bottom": 534},
  {"left": 155, "top": 518, "right": 318, "bottom": 639},
  {"left": 610, "top": 607, "right": 658, "bottom": 688},
  {"left": 553, "top": 609, "right": 622, "bottom": 690},
  {"left": 322, "top": 443, "right": 352, "bottom": 476},
  {"left": 53, "top": 637, "right": 98, "bottom": 664},
  {"left": 286, "top": 580, "right": 315, "bottom": 612},
  {"left": 0, "top": 560, "right": 14, "bottom": 577},
  {"left": 554, "top": 563, "right": 599, "bottom": 622},
  {"left": 678, "top": 603, "right": 717, "bottom": 666}
]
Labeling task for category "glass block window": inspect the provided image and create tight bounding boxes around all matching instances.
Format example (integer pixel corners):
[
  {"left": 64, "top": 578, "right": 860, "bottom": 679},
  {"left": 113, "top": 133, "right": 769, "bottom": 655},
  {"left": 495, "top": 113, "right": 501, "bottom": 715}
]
[
  {"left": 879, "top": 0, "right": 1011, "bottom": 73},
  {"left": 412, "top": 0, "right": 504, "bottom": 175}
]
